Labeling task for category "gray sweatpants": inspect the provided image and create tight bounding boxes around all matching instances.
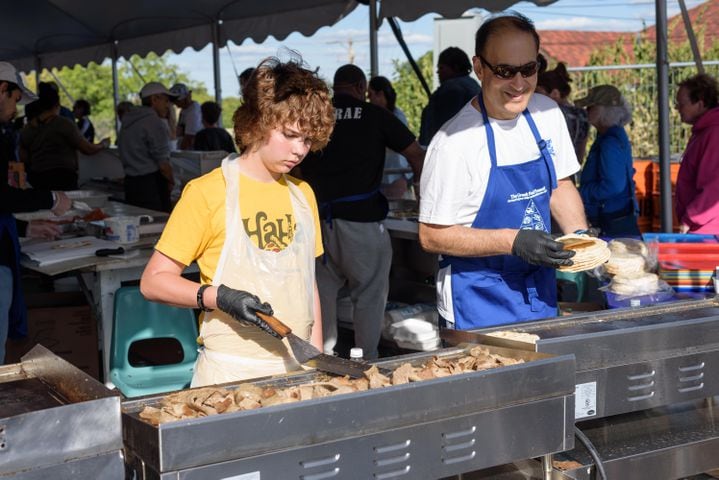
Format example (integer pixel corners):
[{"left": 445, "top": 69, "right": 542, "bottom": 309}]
[{"left": 317, "top": 219, "right": 392, "bottom": 359}]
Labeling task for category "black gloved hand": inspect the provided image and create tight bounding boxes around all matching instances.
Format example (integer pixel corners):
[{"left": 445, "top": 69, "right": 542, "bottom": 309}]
[
  {"left": 215, "top": 285, "right": 281, "bottom": 339},
  {"left": 511, "top": 230, "right": 575, "bottom": 268}
]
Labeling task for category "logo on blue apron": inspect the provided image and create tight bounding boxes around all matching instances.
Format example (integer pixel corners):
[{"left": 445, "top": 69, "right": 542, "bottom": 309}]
[{"left": 520, "top": 199, "right": 547, "bottom": 231}]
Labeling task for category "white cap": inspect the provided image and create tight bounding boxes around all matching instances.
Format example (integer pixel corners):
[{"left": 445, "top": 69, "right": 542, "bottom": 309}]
[
  {"left": 169, "top": 82, "right": 190, "bottom": 100},
  {"left": 349, "top": 347, "right": 364, "bottom": 359},
  {"left": 139, "top": 81, "right": 178, "bottom": 99},
  {"left": 0, "top": 62, "right": 37, "bottom": 104}
]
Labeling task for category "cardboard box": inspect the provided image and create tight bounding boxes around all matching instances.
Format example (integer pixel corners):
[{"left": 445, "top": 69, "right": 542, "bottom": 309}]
[{"left": 5, "top": 305, "right": 99, "bottom": 379}]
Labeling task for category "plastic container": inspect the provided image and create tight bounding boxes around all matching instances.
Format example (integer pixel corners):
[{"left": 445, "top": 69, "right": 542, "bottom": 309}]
[
  {"left": 605, "top": 289, "right": 675, "bottom": 309},
  {"left": 642, "top": 233, "right": 719, "bottom": 243},
  {"left": 658, "top": 255, "right": 719, "bottom": 270},
  {"left": 389, "top": 318, "right": 440, "bottom": 351}
]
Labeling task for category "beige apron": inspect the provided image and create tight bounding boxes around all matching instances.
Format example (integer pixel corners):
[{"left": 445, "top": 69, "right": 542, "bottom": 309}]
[{"left": 191, "top": 155, "right": 316, "bottom": 387}]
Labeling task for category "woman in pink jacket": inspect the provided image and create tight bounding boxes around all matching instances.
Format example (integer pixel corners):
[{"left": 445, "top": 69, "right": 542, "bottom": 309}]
[{"left": 675, "top": 73, "right": 719, "bottom": 234}]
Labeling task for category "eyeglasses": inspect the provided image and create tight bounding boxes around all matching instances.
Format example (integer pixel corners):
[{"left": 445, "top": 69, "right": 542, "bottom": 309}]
[{"left": 479, "top": 55, "right": 540, "bottom": 79}]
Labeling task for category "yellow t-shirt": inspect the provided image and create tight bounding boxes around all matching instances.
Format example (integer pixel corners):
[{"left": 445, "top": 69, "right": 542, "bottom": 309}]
[{"left": 156, "top": 167, "right": 323, "bottom": 284}]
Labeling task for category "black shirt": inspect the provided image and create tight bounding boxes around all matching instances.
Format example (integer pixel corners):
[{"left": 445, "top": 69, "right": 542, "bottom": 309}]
[
  {"left": 301, "top": 94, "right": 415, "bottom": 222},
  {"left": 193, "top": 127, "right": 237, "bottom": 153}
]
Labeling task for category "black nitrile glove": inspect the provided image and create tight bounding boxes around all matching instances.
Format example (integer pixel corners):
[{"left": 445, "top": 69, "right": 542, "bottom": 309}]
[
  {"left": 512, "top": 230, "right": 575, "bottom": 268},
  {"left": 215, "top": 285, "right": 281, "bottom": 339}
]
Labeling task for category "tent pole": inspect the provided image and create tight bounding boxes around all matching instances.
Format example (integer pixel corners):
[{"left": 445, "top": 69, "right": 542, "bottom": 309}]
[
  {"left": 34, "top": 57, "right": 41, "bottom": 88},
  {"left": 677, "top": 0, "right": 704, "bottom": 73},
  {"left": 656, "top": 0, "right": 672, "bottom": 233},
  {"left": 212, "top": 20, "right": 222, "bottom": 110},
  {"left": 112, "top": 43, "right": 120, "bottom": 137},
  {"left": 369, "top": 0, "right": 378, "bottom": 76}
]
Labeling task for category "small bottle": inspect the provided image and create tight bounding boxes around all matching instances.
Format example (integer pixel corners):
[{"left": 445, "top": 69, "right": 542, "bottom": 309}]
[{"left": 350, "top": 347, "right": 364, "bottom": 361}]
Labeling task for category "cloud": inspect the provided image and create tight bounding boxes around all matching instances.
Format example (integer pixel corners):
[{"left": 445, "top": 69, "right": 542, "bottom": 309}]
[
  {"left": 378, "top": 32, "right": 433, "bottom": 46},
  {"left": 536, "top": 17, "right": 640, "bottom": 31}
]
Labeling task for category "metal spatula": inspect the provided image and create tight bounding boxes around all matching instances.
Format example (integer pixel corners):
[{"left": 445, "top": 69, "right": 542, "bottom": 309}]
[{"left": 257, "top": 312, "right": 375, "bottom": 378}]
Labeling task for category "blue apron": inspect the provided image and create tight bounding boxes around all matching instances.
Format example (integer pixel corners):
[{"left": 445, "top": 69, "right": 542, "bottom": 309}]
[
  {"left": 0, "top": 214, "right": 27, "bottom": 338},
  {"left": 440, "top": 96, "right": 558, "bottom": 329}
]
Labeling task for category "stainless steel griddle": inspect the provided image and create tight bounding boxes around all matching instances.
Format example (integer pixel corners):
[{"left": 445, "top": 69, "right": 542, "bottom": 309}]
[
  {"left": 468, "top": 298, "right": 719, "bottom": 420},
  {"left": 0, "top": 345, "right": 124, "bottom": 479},
  {"left": 449, "top": 298, "right": 719, "bottom": 479},
  {"left": 122, "top": 344, "right": 576, "bottom": 480}
]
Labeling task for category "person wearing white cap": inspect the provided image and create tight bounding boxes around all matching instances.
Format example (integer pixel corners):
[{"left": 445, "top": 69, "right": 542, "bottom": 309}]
[
  {"left": 169, "top": 83, "right": 202, "bottom": 150},
  {"left": 0, "top": 62, "right": 71, "bottom": 364},
  {"left": 117, "top": 82, "right": 178, "bottom": 212}
]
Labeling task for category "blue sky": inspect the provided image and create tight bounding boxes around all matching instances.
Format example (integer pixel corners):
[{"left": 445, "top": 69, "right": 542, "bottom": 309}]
[{"left": 166, "top": 0, "right": 709, "bottom": 98}]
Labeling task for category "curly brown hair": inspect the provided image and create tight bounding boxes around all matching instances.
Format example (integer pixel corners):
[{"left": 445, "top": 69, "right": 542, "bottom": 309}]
[
  {"left": 233, "top": 57, "right": 335, "bottom": 152},
  {"left": 678, "top": 73, "right": 719, "bottom": 109}
]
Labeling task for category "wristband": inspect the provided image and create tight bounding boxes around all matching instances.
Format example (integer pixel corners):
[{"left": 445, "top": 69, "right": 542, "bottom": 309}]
[
  {"left": 196, "top": 284, "right": 213, "bottom": 312},
  {"left": 573, "top": 229, "right": 588, "bottom": 235}
]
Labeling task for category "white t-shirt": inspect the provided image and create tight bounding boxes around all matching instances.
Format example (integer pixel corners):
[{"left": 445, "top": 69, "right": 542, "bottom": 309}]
[
  {"left": 418, "top": 93, "right": 581, "bottom": 324},
  {"left": 177, "top": 101, "right": 202, "bottom": 148}
]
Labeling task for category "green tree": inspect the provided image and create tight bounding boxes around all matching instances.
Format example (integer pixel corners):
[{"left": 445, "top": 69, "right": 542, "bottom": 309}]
[
  {"left": 573, "top": 24, "right": 719, "bottom": 157},
  {"left": 392, "top": 51, "right": 434, "bottom": 135},
  {"left": 26, "top": 53, "right": 211, "bottom": 142},
  {"left": 221, "top": 97, "right": 242, "bottom": 130}
]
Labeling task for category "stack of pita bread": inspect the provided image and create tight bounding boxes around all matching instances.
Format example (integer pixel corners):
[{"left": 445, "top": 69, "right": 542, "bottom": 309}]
[
  {"left": 604, "top": 239, "right": 660, "bottom": 296},
  {"left": 556, "top": 234, "right": 611, "bottom": 272}
]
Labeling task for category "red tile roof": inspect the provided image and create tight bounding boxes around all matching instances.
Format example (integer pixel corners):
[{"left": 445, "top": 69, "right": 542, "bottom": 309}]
[
  {"left": 645, "top": 0, "right": 719, "bottom": 46},
  {"left": 539, "top": 30, "right": 634, "bottom": 67},
  {"left": 539, "top": 0, "right": 718, "bottom": 66}
]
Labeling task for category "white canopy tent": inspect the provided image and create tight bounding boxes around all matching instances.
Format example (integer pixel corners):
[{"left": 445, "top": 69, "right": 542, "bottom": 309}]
[{"left": 0, "top": 0, "right": 679, "bottom": 231}]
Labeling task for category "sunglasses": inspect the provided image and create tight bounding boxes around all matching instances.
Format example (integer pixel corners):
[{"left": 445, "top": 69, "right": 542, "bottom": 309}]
[{"left": 479, "top": 55, "right": 540, "bottom": 79}]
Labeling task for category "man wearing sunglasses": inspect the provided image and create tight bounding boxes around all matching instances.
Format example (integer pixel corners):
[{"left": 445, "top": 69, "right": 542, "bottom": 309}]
[{"left": 418, "top": 12, "right": 589, "bottom": 330}]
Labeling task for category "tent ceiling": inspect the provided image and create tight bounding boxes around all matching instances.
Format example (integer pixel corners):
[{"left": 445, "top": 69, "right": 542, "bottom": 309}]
[
  {"left": 3, "top": 0, "right": 563, "bottom": 73},
  {"left": 379, "top": 0, "right": 558, "bottom": 22},
  {"left": 1, "top": 0, "right": 358, "bottom": 72}
]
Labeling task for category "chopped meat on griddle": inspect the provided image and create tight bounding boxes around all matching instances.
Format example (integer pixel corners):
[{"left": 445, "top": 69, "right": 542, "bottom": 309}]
[{"left": 139, "top": 347, "right": 526, "bottom": 424}]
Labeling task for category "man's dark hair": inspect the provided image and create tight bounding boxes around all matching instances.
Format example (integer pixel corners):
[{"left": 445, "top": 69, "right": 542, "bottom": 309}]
[
  {"left": 538, "top": 62, "right": 573, "bottom": 99},
  {"left": 437, "top": 47, "right": 472, "bottom": 76},
  {"left": 368, "top": 76, "right": 397, "bottom": 112},
  {"left": 333, "top": 64, "right": 366, "bottom": 88},
  {"left": 678, "top": 73, "right": 719, "bottom": 109},
  {"left": 475, "top": 11, "right": 540, "bottom": 57},
  {"left": 0, "top": 80, "right": 21, "bottom": 98},
  {"left": 37, "top": 82, "right": 60, "bottom": 112},
  {"left": 201, "top": 101, "right": 222, "bottom": 125},
  {"left": 74, "top": 99, "right": 91, "bottom": 116}
]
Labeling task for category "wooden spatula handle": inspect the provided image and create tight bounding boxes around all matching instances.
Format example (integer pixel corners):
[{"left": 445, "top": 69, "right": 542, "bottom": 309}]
[{"left": 256, "top": 312, "right": 292, "bottom": 337}]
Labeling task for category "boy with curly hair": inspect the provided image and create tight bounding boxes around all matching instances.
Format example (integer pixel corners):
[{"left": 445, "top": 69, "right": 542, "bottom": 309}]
[{"left": 141, "top": 57, "right": 335, "bottom": 386}]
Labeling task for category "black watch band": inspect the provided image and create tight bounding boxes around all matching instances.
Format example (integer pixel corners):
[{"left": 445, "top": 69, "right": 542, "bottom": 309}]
[{"left": 196, "top": 284, "right": 214, "bottom": 312}]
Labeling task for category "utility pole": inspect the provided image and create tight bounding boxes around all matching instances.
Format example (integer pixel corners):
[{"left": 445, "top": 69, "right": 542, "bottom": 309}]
[{"left": 328, "top": 37, "right": 356, "bottom": 64}]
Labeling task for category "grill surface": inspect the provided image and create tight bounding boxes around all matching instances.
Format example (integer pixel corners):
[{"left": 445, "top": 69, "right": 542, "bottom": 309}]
[{"left": 122, "top": 344, "right": 576, "bottom": 479}]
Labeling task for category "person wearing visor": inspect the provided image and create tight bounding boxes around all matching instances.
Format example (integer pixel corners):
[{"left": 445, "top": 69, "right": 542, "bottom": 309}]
[
  {"left": 141, "top": 57, "right": 334, "bottom": 386},
  {"left": 575, "top": 85, "right": 640, "bottom": 237},
  {"left": 418, "top": 12, "right": 589, "bottom": 330}
]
